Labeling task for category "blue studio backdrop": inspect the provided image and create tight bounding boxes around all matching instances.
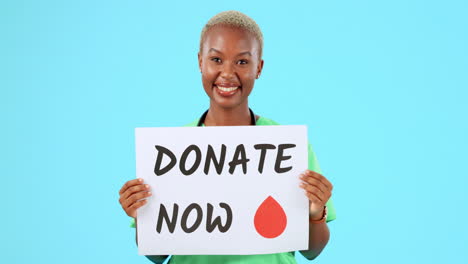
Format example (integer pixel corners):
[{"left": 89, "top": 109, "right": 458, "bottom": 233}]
[{"left": 1, "top": 0, "right": 467, "bottom": 263}]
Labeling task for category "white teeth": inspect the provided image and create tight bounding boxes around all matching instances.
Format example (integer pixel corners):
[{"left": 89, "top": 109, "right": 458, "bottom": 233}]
[{"left": 216, "top": 86, "right": 239, "bottom": 92}]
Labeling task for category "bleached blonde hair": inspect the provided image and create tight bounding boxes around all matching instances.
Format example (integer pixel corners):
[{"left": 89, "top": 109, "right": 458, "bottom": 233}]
[{"left": 200, "top": 10, "right": 264, "bottom": 58}]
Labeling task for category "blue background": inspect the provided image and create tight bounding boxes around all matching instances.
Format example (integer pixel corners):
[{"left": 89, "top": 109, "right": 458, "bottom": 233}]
[{"left": 1, "top": 0, "right": 467, "bottom": 263}]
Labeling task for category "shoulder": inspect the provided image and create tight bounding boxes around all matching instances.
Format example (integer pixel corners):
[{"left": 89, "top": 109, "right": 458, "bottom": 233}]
[
  {"left": 256, "top": 116, "right": 281, "bottom": 126},
  {"left": 183, "top": 119, "right": 199, "bottom": 127}
]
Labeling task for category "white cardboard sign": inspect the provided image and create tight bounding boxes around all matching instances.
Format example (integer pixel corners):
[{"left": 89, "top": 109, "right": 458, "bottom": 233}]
[{"left": 135, "top": 125, "right": 309, "bottom": 255}]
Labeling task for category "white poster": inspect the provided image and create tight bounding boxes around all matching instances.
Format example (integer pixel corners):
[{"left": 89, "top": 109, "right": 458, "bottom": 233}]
[{"left": 135, "top": 125, "right": 309, "bottom": 255}]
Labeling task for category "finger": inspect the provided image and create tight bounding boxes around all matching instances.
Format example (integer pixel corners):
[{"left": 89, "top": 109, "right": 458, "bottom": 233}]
[
  {"left": 119, "top": 178, "right": 144, "bottom": 195},
  {"left": 123, "top": 191, "right": 152, "bottom": 209},
  {"left": 127, "top": 199, "right": 148, "bottom": 218},
  {"left": 305, "top": 170, "right": 333, "bottom": 191},
  {"left": 300, "top": 182, "right": 325, "bottom": 197},
  {"left": 305, "top": 191, "right": 323, "bottom": 204},
  {"left": 121, "top": 184, "right": 150, "bottom": 200},
  {"left": 300, "top": 184, "right": 327, "bottom": 202},
  {"left": 307, "top": 170, "right": 333, "bottom": 191},
  {"left": 300, "top": 173, "right": 329, "bottom": 193},
  {"left": 119, "top": 183, "right": 148, "bottom": 205}
]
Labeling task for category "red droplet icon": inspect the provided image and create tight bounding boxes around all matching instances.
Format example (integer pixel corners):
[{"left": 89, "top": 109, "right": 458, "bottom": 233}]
[{"left": 254, "top": 195, "right": 287, "bottom": 238}]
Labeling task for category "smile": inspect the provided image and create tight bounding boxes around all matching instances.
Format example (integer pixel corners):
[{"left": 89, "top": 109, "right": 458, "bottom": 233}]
[
  {"left": 214, "top": 85, "right": 241, "bottom": 97},
  {"left": 217, "top": 86, "right": 239, "bottom": 92}
]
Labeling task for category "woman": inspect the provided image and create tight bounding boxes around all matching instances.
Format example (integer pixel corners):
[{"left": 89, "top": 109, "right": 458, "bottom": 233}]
[{"left": 118, "top": 10, "right": 336, "bottom": 264}]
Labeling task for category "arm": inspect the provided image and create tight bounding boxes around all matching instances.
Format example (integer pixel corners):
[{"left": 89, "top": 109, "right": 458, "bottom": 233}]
[
  {"left": 299, "top": 212, "right": 330, "bottom": 260},
  {"left": 299, "top": 170, "right": 334, "bottom": 260},
  {"left": 119, "top": 179, "right": 170, "bottom": 264}
]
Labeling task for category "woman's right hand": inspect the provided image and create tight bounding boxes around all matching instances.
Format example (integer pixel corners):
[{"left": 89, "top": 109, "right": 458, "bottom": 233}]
[{"left": 119, "top": 178, "right": 152, "bottom": 218}]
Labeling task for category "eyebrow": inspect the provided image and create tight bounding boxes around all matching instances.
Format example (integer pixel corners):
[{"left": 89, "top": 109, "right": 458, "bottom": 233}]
[{"left": 208, "top": 48, "right": 252, "bottom": 57}]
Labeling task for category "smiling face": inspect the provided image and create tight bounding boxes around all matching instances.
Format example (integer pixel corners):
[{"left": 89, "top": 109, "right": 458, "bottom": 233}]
[{"left": 198, "top": 25, "right": 264, "bottom": 110}]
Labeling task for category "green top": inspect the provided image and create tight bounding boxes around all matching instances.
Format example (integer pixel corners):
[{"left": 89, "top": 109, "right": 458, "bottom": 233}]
[{"left": 131, "top": 116, "right": 336, "bottom": 264}]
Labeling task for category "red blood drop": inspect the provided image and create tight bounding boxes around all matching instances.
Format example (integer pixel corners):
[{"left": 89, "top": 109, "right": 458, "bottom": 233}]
[{"left": 254, "top": 196, "right": 287, "bottom": 238}]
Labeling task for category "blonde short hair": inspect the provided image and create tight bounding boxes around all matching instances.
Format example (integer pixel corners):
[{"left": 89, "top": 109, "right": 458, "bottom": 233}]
[{"left": 200, "top": 10, "right": 264, "bottom": 58}]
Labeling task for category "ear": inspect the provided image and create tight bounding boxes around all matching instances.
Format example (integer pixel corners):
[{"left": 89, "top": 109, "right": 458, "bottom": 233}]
[
  {"left": 256, "top": 59, "right": 264, "bottom": 79},
  {"left": 198, "top": 52, "right": 202, "bottom": 73}
]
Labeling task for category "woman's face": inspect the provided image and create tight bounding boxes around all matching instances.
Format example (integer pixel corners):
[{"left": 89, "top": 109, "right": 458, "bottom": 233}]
[{"left": 198, "top": 25, "right": 264, "bottom": 110}]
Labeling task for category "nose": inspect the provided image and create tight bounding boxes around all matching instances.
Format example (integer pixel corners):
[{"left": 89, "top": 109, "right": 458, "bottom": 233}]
[{"left": 219, "top": 62, "right": 235, "bottom": 79}]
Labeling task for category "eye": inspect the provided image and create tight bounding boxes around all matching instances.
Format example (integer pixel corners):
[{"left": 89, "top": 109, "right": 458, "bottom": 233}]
[
  {"left": 211, "top": 57, "right": 221, "bottom": 63},
  {"left": 237, "top": 59, "right": 248, "bottom": 65}
]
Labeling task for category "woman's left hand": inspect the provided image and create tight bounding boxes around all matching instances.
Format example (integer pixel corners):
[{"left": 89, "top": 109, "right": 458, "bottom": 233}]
[{"left": 299, "top": 170, "right": 333, "bottom": 220}]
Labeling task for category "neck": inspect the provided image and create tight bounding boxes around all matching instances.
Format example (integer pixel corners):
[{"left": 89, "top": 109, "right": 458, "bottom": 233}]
[{"left": 205, "top": 102, "right": 251, "bottom": 126}]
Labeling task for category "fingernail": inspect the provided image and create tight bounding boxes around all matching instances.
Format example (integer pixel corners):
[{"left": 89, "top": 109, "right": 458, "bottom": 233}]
[
  {"left": 145, "top": 184, "right": 150, "bottom": 189},
  {"left": 138, "top": 178, "right": 143, "bottom": 182}
]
